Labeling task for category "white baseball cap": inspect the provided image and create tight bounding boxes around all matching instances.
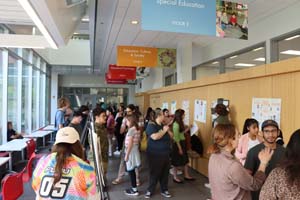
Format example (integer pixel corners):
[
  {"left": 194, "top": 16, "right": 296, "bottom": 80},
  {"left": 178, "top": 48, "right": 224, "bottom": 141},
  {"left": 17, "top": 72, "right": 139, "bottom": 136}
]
[{"left": 55, "top": 127, "right": 80, "bottom": 145}]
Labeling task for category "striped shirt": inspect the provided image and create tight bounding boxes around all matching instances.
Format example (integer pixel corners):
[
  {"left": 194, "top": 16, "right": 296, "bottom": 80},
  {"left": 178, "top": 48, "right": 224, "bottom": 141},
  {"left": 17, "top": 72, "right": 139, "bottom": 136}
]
[
  {"left": 32, "top": 153, "right": 98, "bottom": 200},
  {"left": 125, "top": 127, "right": 141, "bottom": 146}
]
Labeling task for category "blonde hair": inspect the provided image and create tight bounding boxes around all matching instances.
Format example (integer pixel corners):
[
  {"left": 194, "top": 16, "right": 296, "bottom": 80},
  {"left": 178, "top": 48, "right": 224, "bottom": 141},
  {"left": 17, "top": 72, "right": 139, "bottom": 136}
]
[
  {"left": 58, "top": 97, "right": 70, "bottom": 108},
  {"left": 207, "top": 124, "right": 236, "bottom": 154}
]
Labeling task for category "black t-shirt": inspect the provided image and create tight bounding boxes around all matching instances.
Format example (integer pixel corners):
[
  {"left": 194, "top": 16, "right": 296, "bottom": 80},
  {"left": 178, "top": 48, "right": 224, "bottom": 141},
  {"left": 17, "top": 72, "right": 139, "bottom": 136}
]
[
  {"left": 69, "top": 123, "right": 83, "bottom": 137},
  {"left": 7, "top": 129, "right": 17, "bottom": 142},
  {"left": 244, "top": 143, "right": 285, "bottom": 200},
  {"left": 145, "top": 122, "right": 171, "bottom": 156}
]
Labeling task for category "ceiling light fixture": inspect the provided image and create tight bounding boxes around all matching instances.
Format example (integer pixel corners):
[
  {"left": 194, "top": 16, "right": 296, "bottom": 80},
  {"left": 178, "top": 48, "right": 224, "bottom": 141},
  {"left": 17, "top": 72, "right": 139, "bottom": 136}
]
[
  {"left": 230, "top": 55, "right": 238, "bottom": 59},
  {"left": 81, "top": 17, "right": 89, "bottom": 22},
  {"left": 280, "top": 50, "right": 300, "bottom": 55},
  {"left": 254, "top": 57, "right": 266, "bottom": 62},
  {"left": 253, "top": 47, "right": 264, "bottom": 51},
  {"left": 17, "top": 0, "right": 58, "bottom": 49},
  {"left": 235, "top": 63, "right": 256, "bottom": 67},
  {"left": 285, "top": 35, "right": 300, "bottom": 41},
  {"left": 131, "top": 20, "right": 139, "bottom": 25},
  {"left": 212, "top": 61, "right": 219, "bottom": 64}
]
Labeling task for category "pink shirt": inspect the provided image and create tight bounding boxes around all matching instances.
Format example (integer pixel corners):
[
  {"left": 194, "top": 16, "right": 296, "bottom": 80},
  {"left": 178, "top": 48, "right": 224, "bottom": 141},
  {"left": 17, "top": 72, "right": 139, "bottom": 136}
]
[
  {"left": 235, "top": 133, "right": 261, "bottom": 165},
  {"left": 209, "top": 150, "right": 266, "bottom": 200}
]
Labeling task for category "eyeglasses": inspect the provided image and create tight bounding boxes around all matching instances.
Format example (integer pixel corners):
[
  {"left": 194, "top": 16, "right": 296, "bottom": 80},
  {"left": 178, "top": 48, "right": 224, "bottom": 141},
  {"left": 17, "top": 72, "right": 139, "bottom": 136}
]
[{"left": 263, "top": 129, "right": 278, "bottom": 134}]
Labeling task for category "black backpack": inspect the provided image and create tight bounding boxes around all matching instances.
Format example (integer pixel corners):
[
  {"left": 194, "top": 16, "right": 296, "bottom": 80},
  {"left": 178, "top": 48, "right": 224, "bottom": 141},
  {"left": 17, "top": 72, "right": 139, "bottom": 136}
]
[{"left": 191, "top": 135, "right": 203, "bottom": 156}]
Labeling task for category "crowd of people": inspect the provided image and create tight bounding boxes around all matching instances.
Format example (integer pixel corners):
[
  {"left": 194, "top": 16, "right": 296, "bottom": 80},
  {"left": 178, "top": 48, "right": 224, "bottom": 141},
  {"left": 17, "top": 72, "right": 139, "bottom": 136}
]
[{"left": 29, "top": 98, "right": 300, "bottom": 199}]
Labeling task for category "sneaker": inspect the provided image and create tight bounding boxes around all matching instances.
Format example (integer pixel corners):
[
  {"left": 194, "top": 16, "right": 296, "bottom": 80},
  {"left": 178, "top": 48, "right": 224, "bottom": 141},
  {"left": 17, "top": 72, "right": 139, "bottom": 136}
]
[
  {"left": 124, "top": 188, "right": 139, "bottom": 196},
  {"left": 144, "top": 191, "right": 151, "bottom": 198},
  {"left": 161, "top": 191, "right": 172, "bottom": 198},
  {"left": 113, "top": 150, "right": 120, "bottom": 156},
  {"left": 204, "top": 183, "right": 211, "bottom": 189}
]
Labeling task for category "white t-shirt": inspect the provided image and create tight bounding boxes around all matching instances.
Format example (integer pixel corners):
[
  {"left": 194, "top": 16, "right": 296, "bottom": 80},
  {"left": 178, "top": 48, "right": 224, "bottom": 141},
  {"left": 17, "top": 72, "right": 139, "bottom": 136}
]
[{"left": 248, "top": 137, "right": 260, "bottom": 150}]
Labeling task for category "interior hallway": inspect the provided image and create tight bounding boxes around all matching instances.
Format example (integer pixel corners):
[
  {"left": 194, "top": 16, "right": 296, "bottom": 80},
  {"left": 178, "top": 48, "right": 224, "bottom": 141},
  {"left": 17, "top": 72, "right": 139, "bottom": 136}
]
[{"left": 19, "top": 150, "right": 211, "bottom": 200}]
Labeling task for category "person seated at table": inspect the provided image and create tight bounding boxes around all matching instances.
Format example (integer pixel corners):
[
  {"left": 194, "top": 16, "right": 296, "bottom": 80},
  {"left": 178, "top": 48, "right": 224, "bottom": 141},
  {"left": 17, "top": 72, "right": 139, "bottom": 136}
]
[{"left": 7, "top": 121, "right": 23, "bottom": 142}]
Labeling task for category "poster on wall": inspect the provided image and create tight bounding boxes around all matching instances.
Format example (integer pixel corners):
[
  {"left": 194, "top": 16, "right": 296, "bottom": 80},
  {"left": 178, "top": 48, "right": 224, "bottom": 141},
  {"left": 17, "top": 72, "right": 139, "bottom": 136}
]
[
  {"left": 194, "top": 99, "right": 207, "bottom": 123},
  {"left": 182, "top": 100, "right": 190, "bottom": 125},
  {"left": 252, "top": 98, "right": 281, "bottom": 128},
  {"left": 162, "top": 102, "right": 169, "bottom": 110},
  {"left": 171, "top": 101, "right": 177, "bottom": 114}
]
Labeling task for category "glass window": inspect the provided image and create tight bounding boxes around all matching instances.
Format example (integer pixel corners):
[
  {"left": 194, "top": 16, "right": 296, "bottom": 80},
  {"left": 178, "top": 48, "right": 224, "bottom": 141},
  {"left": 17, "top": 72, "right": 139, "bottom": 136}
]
[
  {"left": 195, "top": 61, "right": 220, "bottom": 79},
  {"left": 0, "top": 50, "right": 3, "bottom": 144},
  {"left": 21, "top": 62, "right": 30, "bottom": 132},
  {"left": 225, "top": 46, "right": 265, "bottom": 72},
  {"left": 7, "top": 56, "right": 18, "bottom": 127},
  {"left": 32, "top": 68, "right": 38, "bottom": 130},
  {"left": 278, "top": 34, "right": 300, "bottom": 61},
  {"left": 32, "top": 54, "right": 38, "bottom": 67},
  {"left": 22, "top": 49, "right": 30, "bottom": 61}
]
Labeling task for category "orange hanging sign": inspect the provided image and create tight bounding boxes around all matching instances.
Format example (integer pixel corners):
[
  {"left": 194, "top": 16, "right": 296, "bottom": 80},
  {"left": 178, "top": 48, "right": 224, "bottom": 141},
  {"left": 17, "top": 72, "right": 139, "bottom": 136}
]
[{"left": 117, "top": 46, "right": 158, "bottom": 67}]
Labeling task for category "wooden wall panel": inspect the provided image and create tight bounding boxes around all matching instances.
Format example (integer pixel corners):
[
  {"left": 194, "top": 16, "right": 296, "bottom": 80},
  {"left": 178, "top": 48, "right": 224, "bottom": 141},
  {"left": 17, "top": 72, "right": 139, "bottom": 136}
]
[{"left": 138, "top": 58, "right": 300, "bottom": 176}]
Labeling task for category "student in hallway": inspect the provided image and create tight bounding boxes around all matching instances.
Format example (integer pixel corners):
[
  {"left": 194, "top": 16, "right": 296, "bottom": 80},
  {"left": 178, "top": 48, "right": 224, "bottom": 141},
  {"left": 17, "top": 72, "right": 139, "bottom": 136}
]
[
  {"left": 260, "top": 129, "right": 300, "bottom": 199},
  {"left": 68, "top": 110, "right": 83, "bottom": 137},
  {"left": 112, "top": 104, "right": 140, "bottom": 186},
  {"left": 145, "top": 108, "right": 173, "bottom": 198},
  {"left": 106, "top": 107, "right": 115, "bottom": 157},
  {"left": 32, "top": 127, "right": 98, "bottom": 199},
  {"left": 124, "top": 115, "right": 141, "bottom": 196},
  {"left": 87, "top": 108, "right": 109, "bottom": 178},
  {"left": 208, "top": 124, "right": 273, "bottom": 200},
  {"left": 244, "top": 119, "right": 285, "bottom": 200},
  {"left": 171, "top": 109, "right": 195, "bottom": 183},
  {"left": 235, "top": 118, "right": 262, "bottom": 165}
]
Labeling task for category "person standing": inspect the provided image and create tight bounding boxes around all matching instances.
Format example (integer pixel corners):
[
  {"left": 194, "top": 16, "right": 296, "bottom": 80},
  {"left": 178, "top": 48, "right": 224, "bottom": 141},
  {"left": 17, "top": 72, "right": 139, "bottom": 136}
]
[
  {"left": 244, "top": 119, "right": 285, "bottom": 200},
  {"left": 88, "top": 108, "right": 109, "bottom": 178},
  {"left": 171, "top": 109, "right": 195, "bottom": 183},
  {"left": 54, "top": 97, "right": 70, "bottom": 131},
  {"left": 144, "top": 108, "right": 173, "bottom": 198},
  {"left": 124, "top": 115, "right": 141, "bottom": 196},
  {"left": 69, "top": 110, "right": 83, "bottom": 137},
  {"left": 235, "top": 118, "right": 262, "bottom": 165},
  {"left": 260, "top": 129, "right": 300, "bottom": 199},
  {"left": 32, "top": 127, "right": 99, "bottom": 199},
  {"left": 208, "top": 124, "right": 273, "bottom": 200},
  {"left": 106, "top": 107, "right": 115, "bottom": 157}
]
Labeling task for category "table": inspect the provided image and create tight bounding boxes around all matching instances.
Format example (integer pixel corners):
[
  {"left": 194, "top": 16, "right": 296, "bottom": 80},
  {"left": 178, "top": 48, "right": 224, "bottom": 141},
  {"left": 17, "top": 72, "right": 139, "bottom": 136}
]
[
  {"left": 0, "top": 157, "right": 10, "bottom": 167},
  {"left": 42, "top": 124, "right": 56, "bottom": 131},
  {"left": 23, "top": 130, "right": 53, "bottom": 147},
  {"left": 0, "top": 139, "right": 30, "bottom": 170}
]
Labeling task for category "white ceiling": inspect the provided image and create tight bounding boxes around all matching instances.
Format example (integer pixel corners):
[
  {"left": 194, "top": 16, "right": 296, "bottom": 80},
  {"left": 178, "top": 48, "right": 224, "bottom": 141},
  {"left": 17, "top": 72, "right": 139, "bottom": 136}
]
[
  {"left": 0, "top": 0, "right": 33, "bottom": 25},
  {"left": 92, "top": 0, "right": 299, "bottom": 73}
]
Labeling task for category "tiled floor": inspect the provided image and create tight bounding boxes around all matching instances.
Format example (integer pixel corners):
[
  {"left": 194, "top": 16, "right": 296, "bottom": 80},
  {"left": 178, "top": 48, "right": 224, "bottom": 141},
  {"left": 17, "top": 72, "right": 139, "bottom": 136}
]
[{"left": 19, "top": 150, "right": 211, "bottom": 200}]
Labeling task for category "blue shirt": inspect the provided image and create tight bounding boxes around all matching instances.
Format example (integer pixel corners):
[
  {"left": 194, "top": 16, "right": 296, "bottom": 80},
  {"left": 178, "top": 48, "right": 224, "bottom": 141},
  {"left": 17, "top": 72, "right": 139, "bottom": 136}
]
[
  {"left": 55, "top": 109, "right": 65, "bottom": 130},
  {"left": 145, "top": 122, "right": 171, "bottom": 156}
]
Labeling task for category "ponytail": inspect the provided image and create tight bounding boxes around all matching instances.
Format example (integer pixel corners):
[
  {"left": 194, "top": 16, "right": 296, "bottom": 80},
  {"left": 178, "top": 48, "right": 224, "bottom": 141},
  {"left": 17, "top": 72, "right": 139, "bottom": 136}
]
[{"left": 207, "top": 124, "right": 236, "bottom": 155}]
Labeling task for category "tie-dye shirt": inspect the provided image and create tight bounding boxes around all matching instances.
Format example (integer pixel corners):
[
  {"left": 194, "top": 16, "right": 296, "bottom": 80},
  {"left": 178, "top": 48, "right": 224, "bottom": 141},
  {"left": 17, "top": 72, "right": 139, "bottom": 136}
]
[{"left": 32, "top": 153, "right": 98, "bottom": 200}]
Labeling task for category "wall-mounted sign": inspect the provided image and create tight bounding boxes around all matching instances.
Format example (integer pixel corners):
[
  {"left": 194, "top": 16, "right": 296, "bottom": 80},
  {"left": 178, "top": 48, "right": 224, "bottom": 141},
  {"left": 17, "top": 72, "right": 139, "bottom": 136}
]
[
  {"left": 142, "top": 0, "right": 248, "bottom": 40},
  {"left": 105, "top": 73, "right": 127, "bottom": 84}
]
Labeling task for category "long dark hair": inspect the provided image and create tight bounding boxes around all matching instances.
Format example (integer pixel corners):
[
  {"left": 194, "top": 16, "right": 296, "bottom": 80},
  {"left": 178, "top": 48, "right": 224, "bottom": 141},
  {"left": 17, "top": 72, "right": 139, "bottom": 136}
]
[
  {"left": 51, "top": 141, "right": 84, "bottom": 185},
  {"left": 145, "top": 107, "right": 153, "bottom": 121},
  {"left": 173, "top": 109, "right": 185, "bottom": 132},
  {"left": 280, "top": 129, "right": 300, "bottom": 186},
  {"left": 215, "top": 103, "right": 229, "bottom": 116},
  {"left": 242, "top": 118, "right": 259, "bottom": 135}
]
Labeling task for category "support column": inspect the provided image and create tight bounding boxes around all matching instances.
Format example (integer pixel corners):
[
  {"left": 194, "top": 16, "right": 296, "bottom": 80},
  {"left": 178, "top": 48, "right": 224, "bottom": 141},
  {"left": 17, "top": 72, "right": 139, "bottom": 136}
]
[
  {"left": 176, "top": 41, "right": 192, "bottom": 84},
  {"left": 50, "top": 71, "right": 58, "bottom": 124}
]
